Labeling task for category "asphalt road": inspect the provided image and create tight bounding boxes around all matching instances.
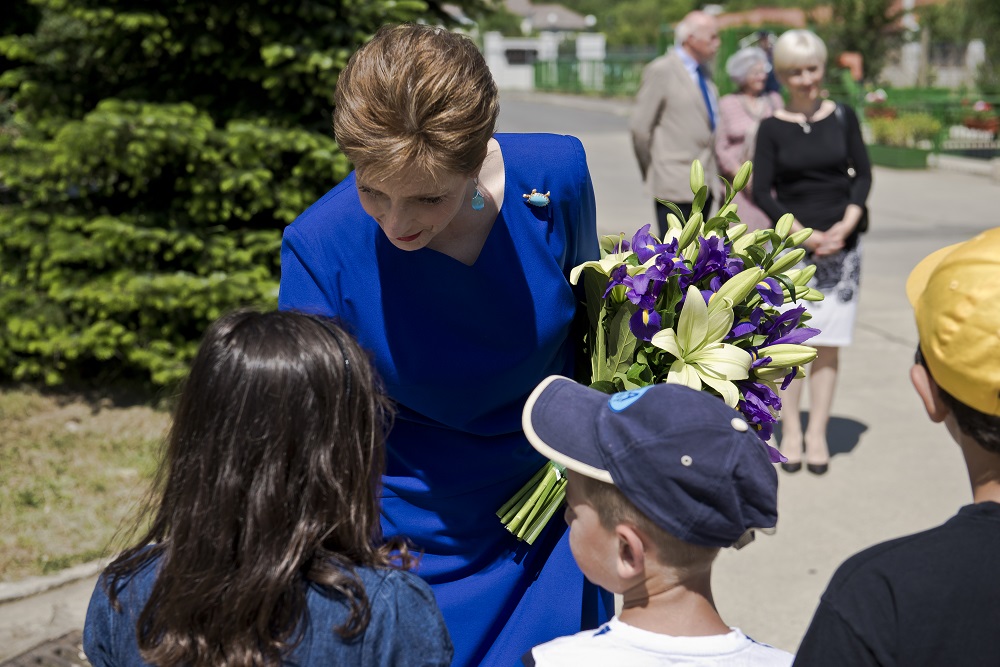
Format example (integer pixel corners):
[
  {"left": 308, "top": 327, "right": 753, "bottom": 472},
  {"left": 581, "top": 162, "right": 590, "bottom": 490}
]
[{"left": 3, "top": 91, "right": 1000, "bottom": 660}]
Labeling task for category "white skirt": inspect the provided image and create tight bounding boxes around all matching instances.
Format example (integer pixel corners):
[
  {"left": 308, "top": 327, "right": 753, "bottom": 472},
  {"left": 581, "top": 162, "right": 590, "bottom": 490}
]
[{"left": 791, "top": 241, "right": 862, "bottom": 348}]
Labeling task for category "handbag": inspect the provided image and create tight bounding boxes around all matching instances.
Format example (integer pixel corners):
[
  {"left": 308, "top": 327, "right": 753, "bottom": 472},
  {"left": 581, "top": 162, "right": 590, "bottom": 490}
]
[{"left": 833, "top": 104, "right": 869, "bottom": 234}]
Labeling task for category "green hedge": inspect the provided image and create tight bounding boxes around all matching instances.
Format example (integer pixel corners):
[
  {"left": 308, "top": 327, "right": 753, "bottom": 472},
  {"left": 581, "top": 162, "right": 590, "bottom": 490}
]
[
  {"left": 0, "top": 99, "right": 348, "bottom": 385},
  {"left": 0, "top": 0, "right": 483, "bottom": 388}
]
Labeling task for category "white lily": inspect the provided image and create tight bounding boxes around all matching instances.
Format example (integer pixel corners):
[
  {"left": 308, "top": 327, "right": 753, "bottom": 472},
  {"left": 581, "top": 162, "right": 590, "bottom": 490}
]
[
  {"left": 650, "top": 285, "right": 752, "bottom": 407},
  {"left": 569, "top": 247, "right": 633, "bottom": 285}
]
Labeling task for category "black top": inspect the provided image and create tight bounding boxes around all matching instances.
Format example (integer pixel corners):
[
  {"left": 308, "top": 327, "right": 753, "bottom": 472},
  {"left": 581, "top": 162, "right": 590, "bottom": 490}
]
[
  {"left": 794, "top": 502, "right": 1000, "bottom": 666},
  {"left": 752, "top": 105, "right": 872, "bottom": 233}
]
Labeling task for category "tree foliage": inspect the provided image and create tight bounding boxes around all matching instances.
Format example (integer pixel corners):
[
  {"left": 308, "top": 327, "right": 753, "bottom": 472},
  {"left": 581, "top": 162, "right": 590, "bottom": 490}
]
[
  {"left": 0, "top": 0, "right": 485, "bottom": 387},
  {"left": 963, "top": 0, "right": 1000, "bottom": 91},
  {"left": 822, "top": 0, "right": 903, "bottom": 84},
  {"left": 599, "top": 0, "right": 696, "bottom": 49}
]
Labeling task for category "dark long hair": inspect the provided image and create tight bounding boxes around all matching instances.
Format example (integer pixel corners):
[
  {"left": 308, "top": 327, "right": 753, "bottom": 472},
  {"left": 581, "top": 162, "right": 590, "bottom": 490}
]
[{"left": 104, "top": 309, "right": 407, "bottom": 666}]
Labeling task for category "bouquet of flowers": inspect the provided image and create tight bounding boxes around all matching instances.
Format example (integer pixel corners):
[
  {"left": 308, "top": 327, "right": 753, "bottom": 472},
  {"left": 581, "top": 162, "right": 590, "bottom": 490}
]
[{"left": 499, "top": 160, "right": 822, "bottom": 544}]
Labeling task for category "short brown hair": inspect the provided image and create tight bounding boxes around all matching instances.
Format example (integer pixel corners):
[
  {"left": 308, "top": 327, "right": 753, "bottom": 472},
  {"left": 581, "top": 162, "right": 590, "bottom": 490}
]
[
  {"left": 575, "top": 475, "right": 719, "bottom": 574},
  {"left": 916, "top": 345, "right": 1000, "bottom": 454},
  {"left": 333, "top": 23, "right": 499, "bottom": 184}
]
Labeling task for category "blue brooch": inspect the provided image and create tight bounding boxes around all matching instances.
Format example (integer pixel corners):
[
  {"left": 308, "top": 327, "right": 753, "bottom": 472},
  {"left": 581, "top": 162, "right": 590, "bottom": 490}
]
[{"left": 523, "top": 189, "right": 550, "bottom": 207}]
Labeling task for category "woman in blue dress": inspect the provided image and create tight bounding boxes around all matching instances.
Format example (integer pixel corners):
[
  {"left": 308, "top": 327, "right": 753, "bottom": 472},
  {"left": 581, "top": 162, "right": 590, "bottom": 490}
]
[{"left": 278, "top": 23, "right": 610, "bottom": 667}]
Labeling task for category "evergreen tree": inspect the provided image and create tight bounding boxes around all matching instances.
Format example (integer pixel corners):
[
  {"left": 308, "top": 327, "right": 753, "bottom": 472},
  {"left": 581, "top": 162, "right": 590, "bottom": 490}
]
[
  {"left": 0, "top": 0, "right": 484, "bottom": 386},
  {"left": 964, "top": 0, "right": 1000, "bottom": 91},
  {"left": 824, "top": 0, "right": 903, "bottom": 84}
]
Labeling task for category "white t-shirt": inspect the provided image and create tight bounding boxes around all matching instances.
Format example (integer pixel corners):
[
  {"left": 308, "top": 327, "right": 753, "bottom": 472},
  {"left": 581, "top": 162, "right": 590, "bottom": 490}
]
[{"left": 525, "top": 617, "right": 793, "bottom": 667}]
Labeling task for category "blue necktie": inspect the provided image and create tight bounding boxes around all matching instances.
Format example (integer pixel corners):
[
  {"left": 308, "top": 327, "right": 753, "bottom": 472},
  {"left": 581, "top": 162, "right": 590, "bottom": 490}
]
[{"left": 697, "top": 67, "right": 716, "bottom": 131}]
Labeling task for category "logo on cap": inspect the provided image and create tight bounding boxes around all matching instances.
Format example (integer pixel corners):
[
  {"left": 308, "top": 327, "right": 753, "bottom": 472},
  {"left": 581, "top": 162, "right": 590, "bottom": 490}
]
[{"left": 608, "top": 385, "right": 654, "bottom": 412}]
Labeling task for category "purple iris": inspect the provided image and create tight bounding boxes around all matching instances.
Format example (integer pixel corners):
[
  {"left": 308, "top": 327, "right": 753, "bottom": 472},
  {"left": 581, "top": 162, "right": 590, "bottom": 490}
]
[
  {"left": 761, "top": 306, "right": 820, "bottom": 346},
  {"left": 727, "top": 306, "right": 820, "bottom": 348},
  {"left": 646, "top": 239, "right": 690, "bottom": 282},
  {"left": 631, "top": 224, "right": 671, "bottom": 264},
  {"left": 727, "top": 308, "right": 764, "bottom": 340},
  {"left": 708, "top": 255, "right": 746, "bottom": 292},
  {"left": 689, "top": 236, "right": 729, "bottom": 284},
  {"left": 625, "top": 271, "right": 659, "bottom": 309},
  {"left": 630, "top": 308, "right": 662, "bottom": 341},
  {"left": 780, "top": 366, "right": 799, "bottom": 390},
  {"left": 755, "top": 277, "right": 784, "bottom": 307},
  {"left": 736, "top": 380, "right": 783, "bottom": 446},
  {"left": 603, "top": 264, "right": 629, "bottom": 298}
]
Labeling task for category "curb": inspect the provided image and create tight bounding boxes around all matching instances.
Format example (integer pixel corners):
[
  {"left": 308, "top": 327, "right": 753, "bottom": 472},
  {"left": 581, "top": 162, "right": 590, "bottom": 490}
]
[
  {"left": 0, "top": 560, "right": 106, "bottom": 604},
  {"left": 928, "top": 153, "right": 997, "bottom": 179}
]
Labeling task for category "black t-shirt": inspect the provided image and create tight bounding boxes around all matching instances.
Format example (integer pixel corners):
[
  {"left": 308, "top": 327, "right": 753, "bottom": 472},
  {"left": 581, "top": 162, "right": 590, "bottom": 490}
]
[
  {"left": 752, "top": 105, "right": 872, "bottom": 232},
  {"left": 794, "top": 502, "right": 1000, "bottom": 666}
]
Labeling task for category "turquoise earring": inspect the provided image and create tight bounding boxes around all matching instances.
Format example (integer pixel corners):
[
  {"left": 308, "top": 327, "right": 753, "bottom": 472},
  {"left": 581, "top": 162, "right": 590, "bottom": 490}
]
[{"left": 471, "top": 179, "right": 485, "bottom": 211}]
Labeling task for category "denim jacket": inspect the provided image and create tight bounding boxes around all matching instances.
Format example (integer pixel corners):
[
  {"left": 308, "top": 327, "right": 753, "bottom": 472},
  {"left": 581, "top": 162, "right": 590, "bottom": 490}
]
[{"left": 83, "top": 555, "right": 453, "bottom": 666}]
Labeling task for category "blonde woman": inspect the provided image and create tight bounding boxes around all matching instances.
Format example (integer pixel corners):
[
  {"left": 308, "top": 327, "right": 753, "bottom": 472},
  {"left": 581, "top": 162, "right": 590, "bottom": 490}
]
[
  {"left": 752, "top": 30, "right": 872, "bottom": 475},
  {"left": 715, "top": 46, "right": 783, "bottom": 231},
  {"left": 279, "top": 23, "right": 607, "bottom": 667}
]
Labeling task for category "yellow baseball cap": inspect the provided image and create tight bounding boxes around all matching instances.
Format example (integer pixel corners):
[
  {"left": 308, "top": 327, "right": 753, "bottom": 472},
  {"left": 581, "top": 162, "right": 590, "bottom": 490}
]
[{"left": 905, "top": 228, "right": 1000, "bottom": 416}]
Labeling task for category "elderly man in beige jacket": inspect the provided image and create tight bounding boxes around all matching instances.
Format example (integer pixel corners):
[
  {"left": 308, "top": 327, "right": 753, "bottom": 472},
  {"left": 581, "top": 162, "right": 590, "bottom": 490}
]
[{"left": 630, "top": 10, "right": 721, "bottom": 237}]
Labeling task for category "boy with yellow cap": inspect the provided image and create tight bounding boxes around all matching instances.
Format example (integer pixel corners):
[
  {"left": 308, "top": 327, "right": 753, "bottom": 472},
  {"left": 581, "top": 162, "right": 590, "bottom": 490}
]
[{"left": 795, "top": 228, "right": 1000, "bottom": 665}]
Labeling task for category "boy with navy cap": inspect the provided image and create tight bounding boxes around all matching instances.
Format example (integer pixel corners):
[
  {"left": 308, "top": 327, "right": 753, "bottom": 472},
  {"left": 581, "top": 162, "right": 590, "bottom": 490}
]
[
  {"left": 520, "top": 376, "right": 792, "bottom": 666},
  {"left": 794, "top": 228, "right": 1000, "bottom": 665}
]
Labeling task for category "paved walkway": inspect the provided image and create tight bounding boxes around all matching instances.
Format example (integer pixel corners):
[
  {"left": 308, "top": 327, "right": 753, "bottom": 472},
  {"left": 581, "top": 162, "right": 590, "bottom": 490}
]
[{"left": 3, "top": 91, "right": 999, "bottom": 661}]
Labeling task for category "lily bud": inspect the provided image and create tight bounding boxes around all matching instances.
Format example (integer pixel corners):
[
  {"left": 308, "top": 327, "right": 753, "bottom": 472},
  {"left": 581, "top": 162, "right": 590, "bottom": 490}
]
[
  {"left": 678, "top": 211, "right": 703, "bottom": 250},
  {"left": 786, "top": 264, "right": 817, "bottom": 286},
  {"left": 787, "top": 227, "right": 813, "bottom": 248},
  {"left": 768, "top": 248, "right": 806, "bottom": 276},
  {"left": 709, "top": 267, "right": 765, "bottom": 315},
  {"left": 718, "top": 202, "right": 738, "bottom": 219},
  {"left": 757, "top": 344, "right": 819, "bottom": 368},
  {"left": 690, "top": 159, "right": 705, "bottom": 195},
  {"left": 733, "top": 161, "right": 752, "bottom": 192},
  {"left": 775, "top": 214, "right": 794, "bottom": 240},
  {"left": 755, "top": 365, "right": 805, "bottom": 382},
  {"left": 666, "top": 212, "right": 683, "bottom": 231},
  {"left": 733, "top": 229, "right": 767, "bottom": 255},
  {"left": 780, "top": 284, "right": 812, "bottom": 301},
  {"left": 726, "top": 223, "right": 748, "bottom": 242}
]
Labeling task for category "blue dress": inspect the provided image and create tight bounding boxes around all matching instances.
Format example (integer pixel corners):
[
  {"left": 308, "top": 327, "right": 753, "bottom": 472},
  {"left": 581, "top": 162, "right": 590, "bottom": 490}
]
[{"left": 279, "top": 133, "right": 610, "bottom": 666}]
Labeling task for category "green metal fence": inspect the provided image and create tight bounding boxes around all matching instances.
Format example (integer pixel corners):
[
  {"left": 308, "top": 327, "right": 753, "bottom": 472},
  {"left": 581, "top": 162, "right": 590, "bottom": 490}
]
[{"left": 533, "top": 56, "right": 649, "bottom": 97}]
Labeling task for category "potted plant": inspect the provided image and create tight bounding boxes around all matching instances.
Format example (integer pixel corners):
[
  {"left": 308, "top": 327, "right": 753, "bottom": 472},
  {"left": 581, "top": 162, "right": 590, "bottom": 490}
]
[
  {"left": 962, "top": 100, "right": 999, "bottom": 135},
  {"left": 863, "top": 88, "right": 897, "bottom": 119},
  {"left": 867, "top": 112, "right": 942, "bottom": 169}
]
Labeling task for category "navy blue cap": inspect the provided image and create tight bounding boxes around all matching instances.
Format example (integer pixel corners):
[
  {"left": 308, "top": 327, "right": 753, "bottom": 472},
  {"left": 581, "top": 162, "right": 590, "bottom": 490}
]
[{"left": 522, "top": 376, "right": 778, "bottom": 548}]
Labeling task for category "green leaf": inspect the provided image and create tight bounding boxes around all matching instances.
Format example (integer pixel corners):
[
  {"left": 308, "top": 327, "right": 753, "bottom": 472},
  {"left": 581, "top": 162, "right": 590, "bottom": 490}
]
[{"left": 606, "top": 303, "right": 638, "bottom": 377}]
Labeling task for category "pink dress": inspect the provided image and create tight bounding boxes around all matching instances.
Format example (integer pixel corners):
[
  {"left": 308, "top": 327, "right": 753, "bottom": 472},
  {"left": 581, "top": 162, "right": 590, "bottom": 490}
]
[{"left": 715, "top": 92, "right": 783, "bottom": 231}]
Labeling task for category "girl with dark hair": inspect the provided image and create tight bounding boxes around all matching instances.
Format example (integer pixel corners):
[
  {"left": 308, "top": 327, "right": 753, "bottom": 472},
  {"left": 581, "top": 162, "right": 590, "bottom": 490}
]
[{"left": 82, "top": 310, "right": 453, "bottom": 666}]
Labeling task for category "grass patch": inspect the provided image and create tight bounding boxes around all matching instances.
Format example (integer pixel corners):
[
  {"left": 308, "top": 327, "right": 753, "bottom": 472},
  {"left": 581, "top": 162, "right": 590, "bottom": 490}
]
[{"left": 0, "top": 384, "right": 170, "bottom": 582}]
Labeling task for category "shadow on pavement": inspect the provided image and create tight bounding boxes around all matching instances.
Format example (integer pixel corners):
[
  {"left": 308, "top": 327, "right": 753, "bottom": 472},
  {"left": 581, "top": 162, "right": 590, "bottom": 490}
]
[
  {"left": 773, "top": 413, "right": 869, "bottom": 457},
  {"left": 0, "top": 630, "right": 88, "bottom": 666}
]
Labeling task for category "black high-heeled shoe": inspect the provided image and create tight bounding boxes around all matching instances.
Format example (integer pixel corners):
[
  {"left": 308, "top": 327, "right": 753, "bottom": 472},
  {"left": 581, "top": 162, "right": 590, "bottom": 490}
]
[
  {"left": 806, "top": 462, "right": 829, "bottom": 475},
  {"left": 781, "top": 461, "right": 802, "bottom": 473}
]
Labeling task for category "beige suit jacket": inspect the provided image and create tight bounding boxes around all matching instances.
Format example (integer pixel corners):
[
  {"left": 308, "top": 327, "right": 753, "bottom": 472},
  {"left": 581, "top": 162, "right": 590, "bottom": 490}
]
[{"left": 629, "top": 50, "right": 719, "bottom": 203}]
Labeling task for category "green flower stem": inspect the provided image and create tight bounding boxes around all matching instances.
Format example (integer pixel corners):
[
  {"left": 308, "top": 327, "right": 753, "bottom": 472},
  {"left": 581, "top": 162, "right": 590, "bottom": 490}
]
[
  {"left": 496, "top": 464, "right": 548, "bottom": 520},
  {"left": 509, "top": 466, "right": 558, "bottom": 535},
  {"left": 498, "top": 461, "right": 570, "bottom": 542},
  {"left": 516, "top": 470, "right": 563, "bottom": 540},
  {"left": 522, "top": 484, "right": 567, "bottom": 545}
]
